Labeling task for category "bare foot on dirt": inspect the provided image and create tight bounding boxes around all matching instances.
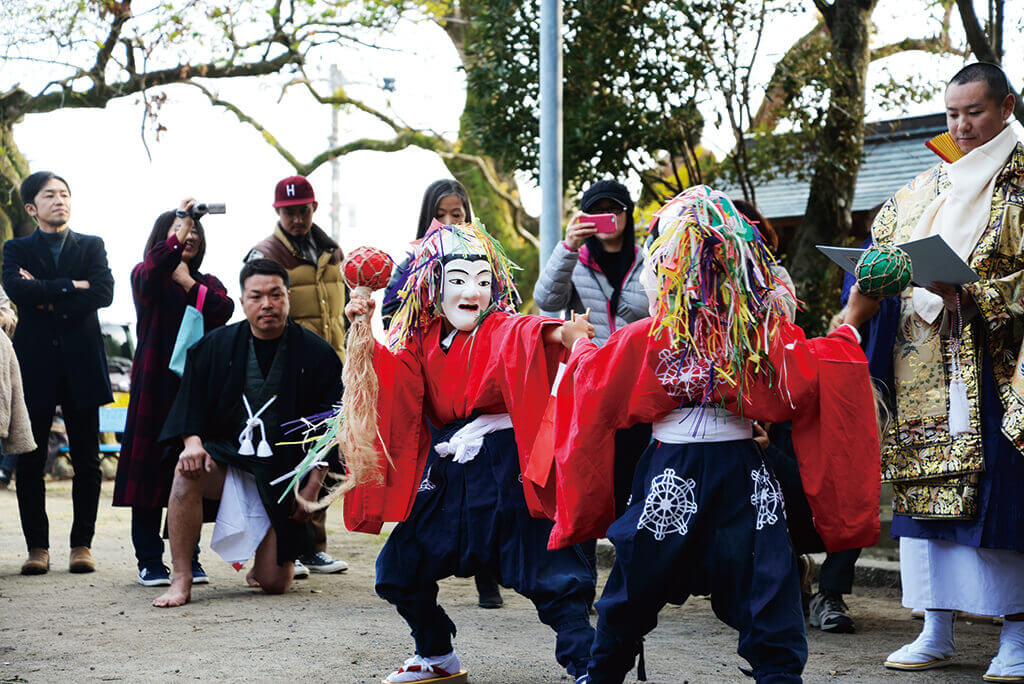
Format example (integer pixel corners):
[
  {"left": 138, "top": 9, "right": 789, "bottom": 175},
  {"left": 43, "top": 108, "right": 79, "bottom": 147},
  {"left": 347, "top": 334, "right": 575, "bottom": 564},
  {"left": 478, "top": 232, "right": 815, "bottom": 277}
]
[
  {"left": 153, "top": 582, "right": 191, "bottom": 608},
  {"left": 245, "top": 569, "right": 260, "bottom": 587}
]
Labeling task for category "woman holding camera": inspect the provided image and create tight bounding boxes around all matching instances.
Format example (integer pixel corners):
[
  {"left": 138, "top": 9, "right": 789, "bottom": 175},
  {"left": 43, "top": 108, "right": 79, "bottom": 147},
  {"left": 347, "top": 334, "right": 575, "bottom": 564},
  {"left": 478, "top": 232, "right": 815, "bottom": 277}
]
[
  {"left": 113, "top": 198, "right": 234, "bottom": 587},
  {"left": 533, "top": 180, "right": 648, "bottom": 346}
]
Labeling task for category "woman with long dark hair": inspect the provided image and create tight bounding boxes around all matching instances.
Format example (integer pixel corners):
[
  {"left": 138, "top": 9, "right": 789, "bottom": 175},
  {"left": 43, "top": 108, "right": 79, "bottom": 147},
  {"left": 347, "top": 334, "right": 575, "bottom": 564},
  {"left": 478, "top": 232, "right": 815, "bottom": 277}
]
[{"left": 113, "top": 198, "right": 233, "bottom": 586}]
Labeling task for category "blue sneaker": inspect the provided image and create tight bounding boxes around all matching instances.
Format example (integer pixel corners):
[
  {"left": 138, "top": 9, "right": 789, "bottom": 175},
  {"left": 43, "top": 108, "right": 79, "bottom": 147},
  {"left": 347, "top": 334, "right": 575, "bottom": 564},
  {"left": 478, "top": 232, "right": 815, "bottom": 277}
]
[
  {"left": 191, "top": 558, "right": 209, "bottom": 585},
  {"left": 137, "top": 563, "right": 171, "bottom": 587}
]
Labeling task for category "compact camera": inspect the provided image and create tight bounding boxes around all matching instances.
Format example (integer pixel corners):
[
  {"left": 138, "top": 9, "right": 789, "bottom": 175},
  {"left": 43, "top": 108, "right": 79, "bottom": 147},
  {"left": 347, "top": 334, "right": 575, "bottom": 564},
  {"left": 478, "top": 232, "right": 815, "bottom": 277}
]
[{"left": 189, "top": 203, "right": 226, "bottom": 220}]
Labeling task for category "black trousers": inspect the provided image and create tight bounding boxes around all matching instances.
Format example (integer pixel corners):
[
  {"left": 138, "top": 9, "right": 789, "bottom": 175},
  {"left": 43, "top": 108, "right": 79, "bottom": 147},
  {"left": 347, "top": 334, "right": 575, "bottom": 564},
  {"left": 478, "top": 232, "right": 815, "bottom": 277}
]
[
  {"left": 17, "top": 403, "right": 101, "bottom": 550},
  {"left": 818, "top": 548, "right": 861, "bottom": 595}
]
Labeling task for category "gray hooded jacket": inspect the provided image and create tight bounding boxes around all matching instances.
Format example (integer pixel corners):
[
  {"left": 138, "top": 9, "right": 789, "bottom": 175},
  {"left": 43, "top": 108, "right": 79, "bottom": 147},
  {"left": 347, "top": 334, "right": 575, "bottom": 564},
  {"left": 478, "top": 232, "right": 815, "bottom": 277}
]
[{"left": 533, "top": 241, "right": 648, "bottom": 345}]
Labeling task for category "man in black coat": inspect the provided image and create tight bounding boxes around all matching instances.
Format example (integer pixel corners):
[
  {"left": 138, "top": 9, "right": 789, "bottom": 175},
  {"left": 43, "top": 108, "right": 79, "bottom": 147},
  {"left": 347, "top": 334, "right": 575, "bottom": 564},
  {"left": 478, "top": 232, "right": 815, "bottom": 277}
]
[
  {"left": 153, "top": 259, "right": 342, "bottom": 608},
  {"left": 1, "top": 171, "right": 114, "bottom": 575}
]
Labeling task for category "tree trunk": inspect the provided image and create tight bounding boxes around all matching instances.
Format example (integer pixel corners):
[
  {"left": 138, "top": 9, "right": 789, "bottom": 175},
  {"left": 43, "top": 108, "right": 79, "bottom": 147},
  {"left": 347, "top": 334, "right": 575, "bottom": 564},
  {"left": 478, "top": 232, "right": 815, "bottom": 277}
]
[
  {"left": 0, "top": 123, "right": 32, "bottom": 246},
  {"left": 787, "top": 0, "right": 877, "bottom": 334}
]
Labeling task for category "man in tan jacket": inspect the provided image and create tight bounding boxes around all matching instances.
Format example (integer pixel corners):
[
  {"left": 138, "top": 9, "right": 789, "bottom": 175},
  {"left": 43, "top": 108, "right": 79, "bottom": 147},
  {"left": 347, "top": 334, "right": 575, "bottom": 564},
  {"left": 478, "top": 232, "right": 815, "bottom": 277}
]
[{"left": 245, "top": 175, "right": 347, "bottom": 576}]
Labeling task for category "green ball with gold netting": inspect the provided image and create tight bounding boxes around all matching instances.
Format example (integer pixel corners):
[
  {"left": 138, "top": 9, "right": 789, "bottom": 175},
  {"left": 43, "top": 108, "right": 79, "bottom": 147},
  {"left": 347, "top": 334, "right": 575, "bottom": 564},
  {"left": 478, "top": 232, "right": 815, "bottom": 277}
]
[{"left": 855, "top": 245, "right": 911, "bottom": 298}]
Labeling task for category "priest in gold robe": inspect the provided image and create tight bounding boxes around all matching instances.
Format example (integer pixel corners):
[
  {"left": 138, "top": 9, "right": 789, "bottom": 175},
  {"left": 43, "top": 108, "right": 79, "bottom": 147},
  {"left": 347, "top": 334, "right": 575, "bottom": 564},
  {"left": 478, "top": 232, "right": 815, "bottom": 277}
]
[{"left": 857, "top": 63, "right": 1024, "bottom": 680}]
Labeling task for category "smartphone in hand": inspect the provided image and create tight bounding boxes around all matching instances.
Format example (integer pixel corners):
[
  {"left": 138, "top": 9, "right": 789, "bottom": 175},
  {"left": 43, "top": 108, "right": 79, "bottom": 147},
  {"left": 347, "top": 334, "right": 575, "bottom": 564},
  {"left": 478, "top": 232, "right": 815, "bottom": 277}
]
[{"left": 583, "top": 213, "right": 618, "bottom": 234}]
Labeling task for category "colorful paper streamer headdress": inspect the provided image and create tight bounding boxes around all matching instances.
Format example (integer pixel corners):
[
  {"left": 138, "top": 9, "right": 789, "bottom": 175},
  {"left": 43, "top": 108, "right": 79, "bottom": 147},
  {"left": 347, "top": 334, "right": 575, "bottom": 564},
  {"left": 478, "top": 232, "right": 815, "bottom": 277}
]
[
  {"left": 642, "top": 185, "right": 784, "bottom": 404},
  {"left": 387, "top": 219, "right": 521, "bottom": 350}
]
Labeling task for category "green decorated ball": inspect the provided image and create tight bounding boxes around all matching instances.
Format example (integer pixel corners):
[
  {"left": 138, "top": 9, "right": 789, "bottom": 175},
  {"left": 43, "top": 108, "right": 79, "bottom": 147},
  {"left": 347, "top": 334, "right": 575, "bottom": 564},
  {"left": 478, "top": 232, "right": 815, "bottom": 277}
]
[{"left": 855, "top": 245, "right": 911, "bottom": 298}]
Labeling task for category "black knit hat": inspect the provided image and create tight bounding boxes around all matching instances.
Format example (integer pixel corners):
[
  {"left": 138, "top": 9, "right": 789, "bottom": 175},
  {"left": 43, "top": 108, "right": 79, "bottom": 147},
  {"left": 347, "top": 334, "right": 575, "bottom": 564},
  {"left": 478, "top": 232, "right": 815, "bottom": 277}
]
[{"left": 581, "top": 180, "right": 633, "bottom": 213}]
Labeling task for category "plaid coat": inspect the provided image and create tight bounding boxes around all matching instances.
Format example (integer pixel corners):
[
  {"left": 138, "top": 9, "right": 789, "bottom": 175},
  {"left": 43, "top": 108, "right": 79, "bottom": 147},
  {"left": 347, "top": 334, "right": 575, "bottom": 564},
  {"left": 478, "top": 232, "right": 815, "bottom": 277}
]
[{"left": 112, "top": 235, "right": 233, "bottom": 507}]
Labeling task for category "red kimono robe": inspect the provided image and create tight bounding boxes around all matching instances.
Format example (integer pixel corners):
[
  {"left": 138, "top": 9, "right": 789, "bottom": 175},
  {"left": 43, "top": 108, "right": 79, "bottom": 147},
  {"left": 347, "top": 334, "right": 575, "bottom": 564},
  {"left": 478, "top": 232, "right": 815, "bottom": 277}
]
[
  {"left": 543, "top": 318, "right": 880, "bottom": 553},
  {"left": 344, "top": 312, "right": 563, "bottom": 533}
]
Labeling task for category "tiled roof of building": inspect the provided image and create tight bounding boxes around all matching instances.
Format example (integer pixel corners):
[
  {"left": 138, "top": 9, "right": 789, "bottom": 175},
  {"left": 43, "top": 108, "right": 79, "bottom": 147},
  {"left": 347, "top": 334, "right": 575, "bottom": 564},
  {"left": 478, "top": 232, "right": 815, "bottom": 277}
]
[{"left": 734, "top": 113, "right": 946, "bottom": 220}]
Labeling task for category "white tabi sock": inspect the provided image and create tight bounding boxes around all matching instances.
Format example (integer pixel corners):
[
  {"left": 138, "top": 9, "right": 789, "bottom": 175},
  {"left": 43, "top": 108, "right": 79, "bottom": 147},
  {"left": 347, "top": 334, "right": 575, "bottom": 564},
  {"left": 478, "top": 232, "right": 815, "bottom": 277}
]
[
  {"left": 886, "top": 609, "right": 956, "bottom": 667},
  {"left": 385, "top": 650, "right": 461, "bottom": 683},
  {"left": 987, "top": 619, "right": 1024, "bottom": 680}
]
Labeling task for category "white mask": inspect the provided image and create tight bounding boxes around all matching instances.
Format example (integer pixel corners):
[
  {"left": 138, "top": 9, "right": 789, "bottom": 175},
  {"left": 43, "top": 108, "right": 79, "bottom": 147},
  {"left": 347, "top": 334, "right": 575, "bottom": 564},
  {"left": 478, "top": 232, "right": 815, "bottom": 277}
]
[{"left": 440, "top": 258, "right": 492, "bottom": 331}]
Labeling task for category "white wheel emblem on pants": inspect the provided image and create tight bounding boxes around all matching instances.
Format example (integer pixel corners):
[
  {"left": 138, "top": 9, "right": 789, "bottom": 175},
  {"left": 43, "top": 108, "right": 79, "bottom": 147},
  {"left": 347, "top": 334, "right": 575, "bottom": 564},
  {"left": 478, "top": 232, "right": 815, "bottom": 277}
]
[
  {"left": 418, "top": 465, "right": 436, "bottom": 492},
  {"left": 750, "top": 464, "right": 784, "bottom": 530},
  {"left": 637, "top": 468, "right": 697, "bottom": 540}
]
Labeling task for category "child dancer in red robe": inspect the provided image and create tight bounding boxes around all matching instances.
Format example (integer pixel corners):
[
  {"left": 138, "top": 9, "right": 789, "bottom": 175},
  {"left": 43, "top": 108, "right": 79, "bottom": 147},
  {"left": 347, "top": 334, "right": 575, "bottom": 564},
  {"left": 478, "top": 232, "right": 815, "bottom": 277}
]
[
  {"left": 547, "top": 186, "right": 882, "bottom": 683},
  {"left": 344, "top": 221, "right": 596, "bottom": 683}
]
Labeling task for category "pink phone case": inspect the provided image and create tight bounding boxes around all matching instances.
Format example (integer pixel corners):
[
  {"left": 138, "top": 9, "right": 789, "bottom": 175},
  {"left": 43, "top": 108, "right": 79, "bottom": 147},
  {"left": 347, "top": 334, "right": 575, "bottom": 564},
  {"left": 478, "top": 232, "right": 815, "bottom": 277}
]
[{"left": 585, "top": 213, "right": 617, "bottom": 234}]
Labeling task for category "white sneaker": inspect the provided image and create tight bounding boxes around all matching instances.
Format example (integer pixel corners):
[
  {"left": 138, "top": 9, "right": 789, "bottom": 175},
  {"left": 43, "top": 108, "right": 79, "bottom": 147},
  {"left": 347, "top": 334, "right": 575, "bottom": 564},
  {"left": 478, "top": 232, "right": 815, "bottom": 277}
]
[
  {"left": 292, "top": 559, "right": 310, "bottom": 579},
  {"left": 384, "top": 651, "right": 462, "bottom": 683}
]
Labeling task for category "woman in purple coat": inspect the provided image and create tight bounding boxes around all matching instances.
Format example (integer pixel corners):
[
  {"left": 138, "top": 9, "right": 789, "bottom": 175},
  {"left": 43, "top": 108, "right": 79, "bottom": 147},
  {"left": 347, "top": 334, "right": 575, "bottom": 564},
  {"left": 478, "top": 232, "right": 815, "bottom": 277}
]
[{"left": 113, "top": 198, "right": 233, "bottom": 586}]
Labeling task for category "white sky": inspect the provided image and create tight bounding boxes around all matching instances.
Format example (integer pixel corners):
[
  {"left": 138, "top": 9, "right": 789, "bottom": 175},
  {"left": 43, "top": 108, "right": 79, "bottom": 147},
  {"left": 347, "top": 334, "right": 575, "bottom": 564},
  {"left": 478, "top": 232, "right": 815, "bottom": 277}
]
[{"left": 3, "top": 1, "right": 1022, "bottom": 326}]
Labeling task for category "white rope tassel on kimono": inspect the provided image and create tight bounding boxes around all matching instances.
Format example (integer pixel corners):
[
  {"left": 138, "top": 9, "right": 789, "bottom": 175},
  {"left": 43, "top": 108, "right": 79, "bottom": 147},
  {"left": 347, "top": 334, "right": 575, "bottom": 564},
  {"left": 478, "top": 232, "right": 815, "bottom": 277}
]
[
  {"left": 948, "top": 295, "right": 969, "bottom": 436},
  {"left": 211, "top": 394, "right": 278, "bottom": 569},
  {"left": 239, "top": 395, "right": 276, "bottom": 457}
]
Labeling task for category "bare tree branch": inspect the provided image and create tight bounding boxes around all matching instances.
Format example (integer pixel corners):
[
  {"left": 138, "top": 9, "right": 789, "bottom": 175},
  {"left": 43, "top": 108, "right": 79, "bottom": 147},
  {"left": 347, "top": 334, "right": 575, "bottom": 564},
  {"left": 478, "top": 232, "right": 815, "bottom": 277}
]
[
  {"left": 291, "top": 77, "right": 405, "bottom": 133},
  {"left": 871, "top": 35, "right": 963, "bottom": 59},
  {"left": 92, "top": 1, "right": 133, "bottom": 86},
  {"left": 189, "top": 81, "right": 307, "bottom": 170},
  {"left": 437, "top": 151, "right": 540, "bottom": 248},
  {"left": 872, "top": 0, "right": 963, "bottom": 60},
  {"left": 9, "top": 51, "right": 297, "bottom": 117}
]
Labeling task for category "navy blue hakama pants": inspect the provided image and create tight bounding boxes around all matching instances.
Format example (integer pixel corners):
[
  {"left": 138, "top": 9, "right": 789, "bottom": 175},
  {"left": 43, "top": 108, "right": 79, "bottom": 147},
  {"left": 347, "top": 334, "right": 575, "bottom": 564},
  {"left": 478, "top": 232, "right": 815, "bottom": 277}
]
[
  {"left": 589, "top": 438, "right": 807, "bottom": 683},
  {"left": 376, "top": 422, "right": 596, "bottom": 678}
]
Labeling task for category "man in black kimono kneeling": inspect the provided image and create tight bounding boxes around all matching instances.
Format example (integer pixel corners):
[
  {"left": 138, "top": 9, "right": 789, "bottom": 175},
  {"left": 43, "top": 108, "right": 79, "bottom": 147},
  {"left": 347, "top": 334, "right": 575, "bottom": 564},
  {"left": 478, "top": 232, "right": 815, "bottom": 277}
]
[{"left": 153, "top": 259, "right": 343, "bottom": 607}]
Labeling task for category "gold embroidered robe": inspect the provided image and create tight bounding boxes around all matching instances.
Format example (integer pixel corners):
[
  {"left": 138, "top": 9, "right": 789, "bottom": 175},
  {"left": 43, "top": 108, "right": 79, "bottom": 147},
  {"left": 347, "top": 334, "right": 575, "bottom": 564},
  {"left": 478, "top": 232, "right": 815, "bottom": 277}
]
[{"left": 871, "top": 142, "right": 1024, "bottom": 518}]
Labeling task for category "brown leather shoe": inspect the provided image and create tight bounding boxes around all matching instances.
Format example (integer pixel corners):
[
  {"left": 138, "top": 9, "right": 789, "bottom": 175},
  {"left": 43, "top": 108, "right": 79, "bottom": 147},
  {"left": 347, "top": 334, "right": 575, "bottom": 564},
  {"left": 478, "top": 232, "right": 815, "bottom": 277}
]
[
  {"left": 69, "top": 546, "right": 95, "bottom": 573},
  {"left": 21, "top": 548, "right": 49, "bottom": 575}
]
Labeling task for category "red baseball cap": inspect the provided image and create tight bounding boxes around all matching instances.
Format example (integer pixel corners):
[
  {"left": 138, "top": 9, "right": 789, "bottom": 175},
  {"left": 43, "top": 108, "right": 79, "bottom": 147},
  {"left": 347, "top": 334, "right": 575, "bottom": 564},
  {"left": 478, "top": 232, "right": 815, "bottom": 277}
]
[{"left": 273, "top": 175, "right": 316, "bottom": 208}]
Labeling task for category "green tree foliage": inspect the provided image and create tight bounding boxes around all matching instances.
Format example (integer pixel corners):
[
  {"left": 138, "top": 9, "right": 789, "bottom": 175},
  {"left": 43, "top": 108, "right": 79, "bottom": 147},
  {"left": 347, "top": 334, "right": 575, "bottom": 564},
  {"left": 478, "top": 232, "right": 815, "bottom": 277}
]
[{"left": 462, "top": 0, "right": 706, "bottom": 204}]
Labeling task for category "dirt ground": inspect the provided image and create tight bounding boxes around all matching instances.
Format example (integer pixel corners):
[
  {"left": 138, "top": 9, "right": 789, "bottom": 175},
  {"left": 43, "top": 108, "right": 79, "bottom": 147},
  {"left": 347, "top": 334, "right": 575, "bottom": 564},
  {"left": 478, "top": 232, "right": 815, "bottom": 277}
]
[{"left": 0, "top": 482, "right": 1003, "bottom": 682}]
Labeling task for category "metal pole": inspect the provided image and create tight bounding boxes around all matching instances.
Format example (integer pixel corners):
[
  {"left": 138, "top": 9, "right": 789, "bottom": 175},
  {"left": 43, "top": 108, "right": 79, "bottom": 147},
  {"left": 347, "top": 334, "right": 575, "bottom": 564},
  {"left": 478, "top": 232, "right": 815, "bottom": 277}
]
[
  {"left": 539, "top": 0, "right": 563, "bottom": 316},
  {"left": 329, "top": 65, "right": 342, "bottom": 242}
]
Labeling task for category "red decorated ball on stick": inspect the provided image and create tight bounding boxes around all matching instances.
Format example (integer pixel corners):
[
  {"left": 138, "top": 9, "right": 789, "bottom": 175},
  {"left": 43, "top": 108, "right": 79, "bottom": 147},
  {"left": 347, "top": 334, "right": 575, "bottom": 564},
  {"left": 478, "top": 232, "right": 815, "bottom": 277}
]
[
  {"left": 344, "top": 246, "right": 394, "bottom": 294},
  {"left": 331, "top": 246, "right": 395, "bottom": 498}
]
